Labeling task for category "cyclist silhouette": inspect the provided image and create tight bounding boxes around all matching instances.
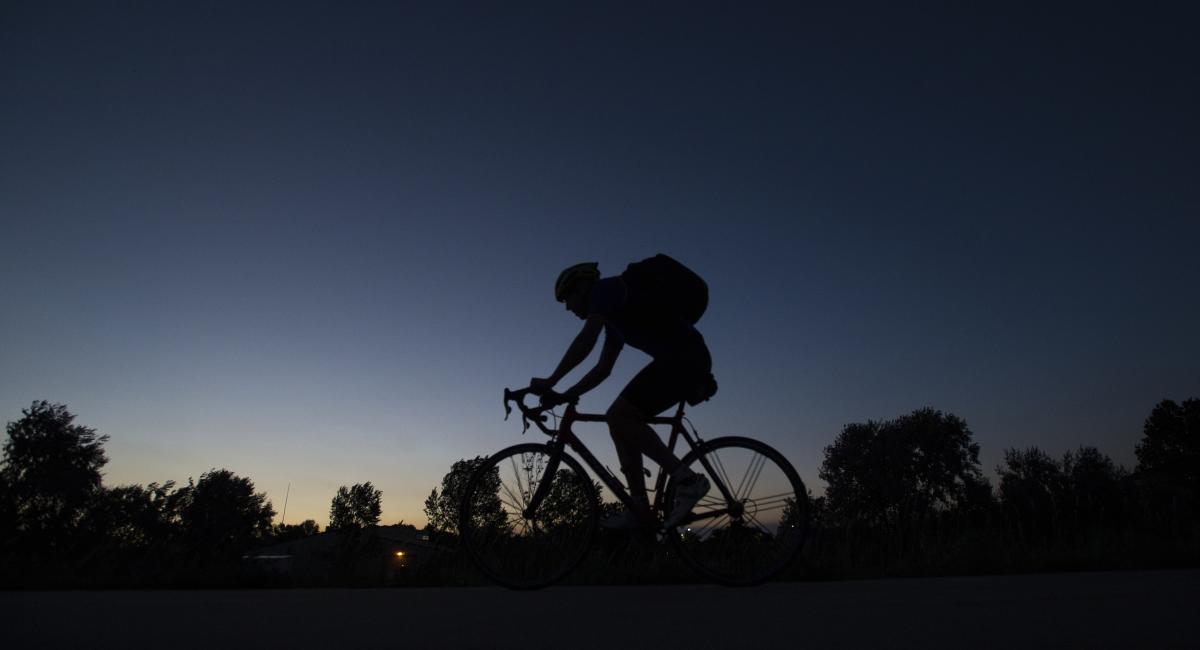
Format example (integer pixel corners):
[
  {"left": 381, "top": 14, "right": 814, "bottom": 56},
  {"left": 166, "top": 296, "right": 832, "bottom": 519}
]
[{"left": 531, "top": 257, "right": 717, "bottom": 531}]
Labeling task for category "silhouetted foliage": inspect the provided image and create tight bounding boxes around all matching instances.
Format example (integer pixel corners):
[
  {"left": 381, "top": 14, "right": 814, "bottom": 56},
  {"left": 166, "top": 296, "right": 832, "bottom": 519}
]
[
  {"left": 1127, "top": 397, "right": 1200, "bottom": 546},
  {"left": 329, "top": 482, "right": 383, "bottom": 530},
  {"left": 780, "top": 496, "right": 805, "bottom": 533},
  {"left": 1, "top": 401, "right": 109, "bottom": 554},
  {"left": 3, "top": 395, "right": 1198, "bottom": 587},
  {"left": 424, "top": 456, "right": 499, "bottom": 536},
  {"left": 598, "top": 500, "right": 624, "bottom": 521},
  {"left": 1061, "top": 446, "right": 1127, "bottom": 529},
  {"left": 819, "top": 408, "right": 989, "bottom": 530},
  {"left": 535, "top": 469, "right": 599, "bottom": 533},
  {"left": 80, "top": 481, "right": 186, "bottom": 552},
  {"left": 998, "top": 447, "right": 1064, "bottom": 540},
  {"left": 997, "top": 447, "right": 1125, "bottom": 536},
  {"left": 0, "top": 473, "right": 15, "bottom": 548},
  {"left": 178, "top": 469, "right": 275, "bottom": 558},
  {"left": 270, "top": 519, "right": 320, "bottom": 544},
  {"left": 1136, "top": 399, "right": 1199, "bottom": 487}
]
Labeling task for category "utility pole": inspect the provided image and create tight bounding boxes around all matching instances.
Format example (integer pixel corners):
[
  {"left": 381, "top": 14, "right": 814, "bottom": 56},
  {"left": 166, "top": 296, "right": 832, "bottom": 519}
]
[{"left": 280, "top": 482, "right": 290, "bottom": 526}]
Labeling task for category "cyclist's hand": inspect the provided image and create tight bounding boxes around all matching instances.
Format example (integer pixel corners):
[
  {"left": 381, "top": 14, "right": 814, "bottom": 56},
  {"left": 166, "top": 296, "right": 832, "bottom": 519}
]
[
  {"left": 529, "top": 377, "right": 555, "bottom": 394},
  {"left": 539, "top": 390, "right": 567, "bottom": 408}
]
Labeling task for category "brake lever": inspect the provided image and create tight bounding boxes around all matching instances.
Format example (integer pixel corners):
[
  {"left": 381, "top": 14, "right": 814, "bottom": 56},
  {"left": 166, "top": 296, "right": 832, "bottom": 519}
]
[{"left": 504, "top": 388, "right": 548, "bottom": 434}]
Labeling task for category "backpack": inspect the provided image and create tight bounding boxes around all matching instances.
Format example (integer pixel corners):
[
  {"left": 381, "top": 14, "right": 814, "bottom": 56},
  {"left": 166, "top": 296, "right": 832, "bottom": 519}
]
[{"left": 620, "top": 254, "right": 709, "bottom": 325}]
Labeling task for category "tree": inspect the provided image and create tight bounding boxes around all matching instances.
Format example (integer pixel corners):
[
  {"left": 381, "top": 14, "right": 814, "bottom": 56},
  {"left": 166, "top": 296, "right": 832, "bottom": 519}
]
[
  {"left": 999, "top": 446, "right": 1129, "bottom": 540},
  {"left": 534, "top": 469, "right": 600, "bottom": 534},
  {"left": 270, "top": 519, "right": 320, "bottom": 543},
  {"left": 424, "top": 456, "right": 500, "bottom": 535},
  {"left": 178, "top": 469, "right": 275, "bottom": 556},
  {"left": 998, "top": 447, "right": 1065, "bottom": 499},
  {"left": 81, "top": 481, "right": 186, "bottom": 551},
  {"left": 780, "top": 495, "right": 808, "bottom": 534},
  {"left": 1133, "top": 398, "right": 1200, "bottom": 527},
  {"left": 997, "top": 447, "right": 1065, "bottom": 539},
  {"left": 0, "top": 472, "right": 14, "bottom": 545},
  {"left": 1, "top": 401, "right": 109, "bottom": 552},
  {"left": 1135, "top": 399, "right": 1199, "bottom": 483},
  {"left": 819, "top": 408, "right": 986, "bottom": 529},
  {"left": 1062, "top": 446, "right": 1126, "bottom": 526},
  {"left": 329, "top": 482, "right": 383, "bottom": 530}
]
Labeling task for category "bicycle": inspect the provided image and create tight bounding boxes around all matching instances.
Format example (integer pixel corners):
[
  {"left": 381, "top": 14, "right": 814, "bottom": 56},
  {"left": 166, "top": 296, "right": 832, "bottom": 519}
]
[{"left": 458, "top": 386, "right": 809, "bottom": 589}]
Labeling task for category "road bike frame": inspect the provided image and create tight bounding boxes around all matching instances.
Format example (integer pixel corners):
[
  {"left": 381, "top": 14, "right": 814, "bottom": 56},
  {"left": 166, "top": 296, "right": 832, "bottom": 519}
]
[{"left": 503, "top": 388, "right": 745, "bottom": 529}]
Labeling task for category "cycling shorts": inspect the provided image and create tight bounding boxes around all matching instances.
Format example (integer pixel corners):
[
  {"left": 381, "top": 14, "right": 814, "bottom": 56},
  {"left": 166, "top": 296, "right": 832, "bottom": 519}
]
[{"left": 618, "top": 346, "right": 713, "bottom": 418}]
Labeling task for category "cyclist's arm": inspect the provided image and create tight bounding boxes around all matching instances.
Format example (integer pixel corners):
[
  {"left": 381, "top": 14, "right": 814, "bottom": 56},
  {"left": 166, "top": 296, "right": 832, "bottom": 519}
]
[
  {"left": 547, "top": 314, "right": 605, "bottom": 385},
  {"left": 564, "top": 330, "right": 623, "bottom": 399}
]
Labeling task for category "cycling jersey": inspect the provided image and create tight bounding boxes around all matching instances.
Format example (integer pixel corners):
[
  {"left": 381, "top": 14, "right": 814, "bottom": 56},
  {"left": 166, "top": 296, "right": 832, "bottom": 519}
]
[
  {"left": 588, "top": 277, "right": 706, "bottom": 362},
  {"left": 587, "top": 276, "right": 713, "bottom": 416}
]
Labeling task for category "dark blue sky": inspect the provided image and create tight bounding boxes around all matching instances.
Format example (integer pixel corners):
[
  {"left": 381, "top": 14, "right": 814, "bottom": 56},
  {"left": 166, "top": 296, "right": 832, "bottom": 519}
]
[{"left": 2, "top": 1, "right": 1197, "bottom": 526}]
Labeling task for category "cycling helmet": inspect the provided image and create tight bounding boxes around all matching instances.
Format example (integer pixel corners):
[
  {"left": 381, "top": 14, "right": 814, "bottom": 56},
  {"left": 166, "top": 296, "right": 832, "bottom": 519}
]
[{"left": 554, "top": 262, "right": 600, "bottom": 302}]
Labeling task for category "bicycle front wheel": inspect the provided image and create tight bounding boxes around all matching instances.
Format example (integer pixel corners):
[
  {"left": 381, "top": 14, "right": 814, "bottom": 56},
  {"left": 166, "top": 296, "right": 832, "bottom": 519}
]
[
  {"left": 667, "top": 436, "right": 808, "bottom": 586},
  {"left": 459, "top": 443, "right": 599, "bottom": 589}
]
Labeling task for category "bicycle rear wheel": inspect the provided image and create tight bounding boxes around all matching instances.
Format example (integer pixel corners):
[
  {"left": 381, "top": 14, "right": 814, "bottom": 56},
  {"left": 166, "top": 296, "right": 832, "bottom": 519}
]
[
  {"left": 459, "top": 443, "right": 598, "bottom": 589},
  {"left": 667, "top": 436, "right": 808, "bottom": 586}
]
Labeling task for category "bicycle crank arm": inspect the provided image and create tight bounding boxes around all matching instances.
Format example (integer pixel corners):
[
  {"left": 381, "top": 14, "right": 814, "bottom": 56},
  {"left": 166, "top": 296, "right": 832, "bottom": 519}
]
[{"left": 672, "top": 507, "right": 737, "bottom": 528}]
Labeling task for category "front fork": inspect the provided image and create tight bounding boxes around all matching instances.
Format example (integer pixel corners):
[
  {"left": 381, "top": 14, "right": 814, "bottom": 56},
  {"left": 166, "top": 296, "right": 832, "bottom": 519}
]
[{"left": 521, "top": 438, "right": 567, "bottom": 519}]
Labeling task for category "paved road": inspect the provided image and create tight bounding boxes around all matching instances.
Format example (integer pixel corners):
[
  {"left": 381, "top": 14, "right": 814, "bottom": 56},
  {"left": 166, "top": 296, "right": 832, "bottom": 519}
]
[{"left": 4, "top": 570, "right": 1197, "bottom": 648}]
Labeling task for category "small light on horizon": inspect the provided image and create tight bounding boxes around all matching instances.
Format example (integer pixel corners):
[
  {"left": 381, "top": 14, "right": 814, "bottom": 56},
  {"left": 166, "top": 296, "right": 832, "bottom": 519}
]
[{"left": 395, "top": 551, "right": 405, "bottom": 557}]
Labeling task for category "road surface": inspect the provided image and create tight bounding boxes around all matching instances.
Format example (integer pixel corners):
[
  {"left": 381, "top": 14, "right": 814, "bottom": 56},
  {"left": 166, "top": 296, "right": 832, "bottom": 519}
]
[{"left": 4, "top": 570, "right": 1196, "bottom": 648}]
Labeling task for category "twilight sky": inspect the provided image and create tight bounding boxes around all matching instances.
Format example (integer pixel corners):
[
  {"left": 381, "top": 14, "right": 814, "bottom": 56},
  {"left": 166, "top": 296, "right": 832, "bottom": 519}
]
[{"left": 2, "top": 2, "right": 1197, "bottom": 528}]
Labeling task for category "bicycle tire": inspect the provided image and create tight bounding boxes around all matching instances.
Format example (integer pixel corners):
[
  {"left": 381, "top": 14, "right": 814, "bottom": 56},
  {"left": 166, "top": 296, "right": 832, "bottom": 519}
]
[
  {"left": 459, "top": 443, "right": 599, "bottom": 589},
  {"left": 666, "top": 436, "right": 808, "bottom": 586}
]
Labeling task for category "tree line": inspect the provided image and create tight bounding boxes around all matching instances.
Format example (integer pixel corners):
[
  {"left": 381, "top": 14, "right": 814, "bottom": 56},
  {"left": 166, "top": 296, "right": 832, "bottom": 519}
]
[
  {"left": 2, "top": 396, "right": 1196, "bottom": 586},
  {"left": 800, "top": 399, "right": 1199, "bottom": 578},
  {"left": 417, "top": 398, "right": 1198, "bottom": 582},
  {"left": 0, "top": 401, "right": 387, "bottom": 587}
]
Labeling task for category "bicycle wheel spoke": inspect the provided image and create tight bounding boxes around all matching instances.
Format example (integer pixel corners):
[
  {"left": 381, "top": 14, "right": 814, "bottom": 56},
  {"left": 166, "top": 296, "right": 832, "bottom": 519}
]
[
  {"left": 746, "top": 453, "right": 768, "bottom": 501},
  {"left": 680, "top": 507, "right": 731, "bottom": 528},
  {"left": 498, "top": 496, "right": 523, "bottom": 512},
  {"left": 669, "top": 438, "right": 807, "bottom": 586},
  {"left": 748, "top": 503, "right": 789, "bottom": 516},
  {"left": 708, "top": 448, "right": 736, "bottom": 503},
  {"left": 691, "top": 514, "right": 730, "bottom": 542},
  {"left": 498, "top": 480, "right": 525, "bottom": 512},
  {"left": 743, "top": 511, "right": 773, "bottom": 538},
  {"left": 461, "top": 445, "right": 598, "bottom": 589},
  {"left": 509, "top": 455, "right": 527, "bottom": 501},
  {"left": 749, "top": 500, "right": 791, "bottom": 513},
  {"left": 524, "top": 453, "right": 544, "bottom": 499},
  {"left": 747, "top": 492, "right": 795, "bottom": 505},
  {"left": 736, "top": 452, "right": 766, "bottom": 502},
  {"left": 733, "top": 452, "right": 757, "bottom": 501}
]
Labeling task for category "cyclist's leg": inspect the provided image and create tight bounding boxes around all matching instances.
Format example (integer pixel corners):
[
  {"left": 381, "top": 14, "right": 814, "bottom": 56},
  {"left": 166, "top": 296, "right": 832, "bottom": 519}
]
[
  {"left": 614, "top": 349, "right": 715, "bottom": 521},
  {"left": 608, "top": 397, "right": 681, "bottom": 474},
  {"left": 608, "top": 360, "right": 693, "bottom": 501},
  {"left": 607, "top": 416, "right": 654, "bottom": 524}
]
